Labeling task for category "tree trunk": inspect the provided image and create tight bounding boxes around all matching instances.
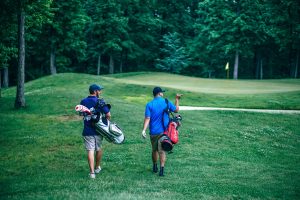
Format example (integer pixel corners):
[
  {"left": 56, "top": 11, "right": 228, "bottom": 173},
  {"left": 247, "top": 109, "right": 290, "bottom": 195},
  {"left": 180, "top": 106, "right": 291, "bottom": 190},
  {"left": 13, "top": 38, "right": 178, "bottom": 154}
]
[
  {"left": 233, "top": 50, "right": 239, "bottom": 80},
  {"left": 255, "top": 50, "right": 260, "bottom": 79},
  {"left": 40, "top": 63, "right": 44, "bottom": 75},
  {"left": 125, "top": 51, "right": 128, "bottom": 71},
  {"left": 3, "top": 67, "right": 9, "bottom": 88},
  {"left": 97, "top": 54, "right": 101, "bottom": 75},
  {"left": 260, "top": 59, "right": 263, "bottom": 80},
  {"left": 0, "top": 69, "right": 2, "bottom": 98},
  {"left": 119, "top": 51, "right": 123, "bottom": 73},
  {"left": 50, "top": 46, "right": 56, "bottom": 75},
  {"left": 256, "top": 59, "right": 260, "bottom": 79},
  {"left": 120, "top": 60, "right": 123, "bottom": 73},
  {"left": 15, "top": 5, "right": 26, "bottom": 108},
  {"left": 109, "top": 55, "right": 114, "bottom": 74},
  {"left": 295, "top": 50, "right": 299, "bottom": 78}
]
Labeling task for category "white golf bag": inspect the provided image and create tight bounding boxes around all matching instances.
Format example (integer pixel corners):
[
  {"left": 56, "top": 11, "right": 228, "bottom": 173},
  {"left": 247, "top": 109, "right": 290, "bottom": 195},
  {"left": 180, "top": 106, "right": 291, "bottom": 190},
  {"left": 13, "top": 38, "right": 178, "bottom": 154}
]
[
  {"left": 75, "top": 104, "right": 125, "bottom": 144},
  {"left": 94, "top": 116, "right": 125, "bottom": 144}
]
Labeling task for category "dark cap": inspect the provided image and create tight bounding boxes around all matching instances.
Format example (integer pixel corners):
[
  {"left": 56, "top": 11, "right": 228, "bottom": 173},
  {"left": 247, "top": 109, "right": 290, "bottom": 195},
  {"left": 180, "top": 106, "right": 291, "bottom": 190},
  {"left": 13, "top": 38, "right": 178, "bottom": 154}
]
[
  {"left": 153, "top": 87, "right": 165, "bottom": 96},
  {"left": 89, "top": 84, "right": 104, "bottom": 93}
]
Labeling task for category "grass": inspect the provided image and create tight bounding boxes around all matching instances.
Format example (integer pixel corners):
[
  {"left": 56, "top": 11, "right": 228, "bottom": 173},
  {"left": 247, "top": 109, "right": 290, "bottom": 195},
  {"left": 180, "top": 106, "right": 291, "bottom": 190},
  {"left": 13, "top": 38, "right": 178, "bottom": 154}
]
[
  {"left": 0, "top": 72, "right": 300, "bottom": 199},
  {"left": 109, "top": 72, "right": 300, "bottom": 94},
  {"left": 105, "top": 72, "right": 300, "bottom": 110}
]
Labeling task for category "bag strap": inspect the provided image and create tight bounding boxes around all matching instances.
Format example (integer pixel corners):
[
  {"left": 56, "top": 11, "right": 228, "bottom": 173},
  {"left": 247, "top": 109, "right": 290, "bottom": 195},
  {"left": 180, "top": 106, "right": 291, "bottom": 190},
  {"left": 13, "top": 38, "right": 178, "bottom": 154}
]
[
  {"left": 164, "top": 98, "right": 170, "bottom": 113},
  {"left": 162, "top": 98, "right": 171, "bottom": 131}
]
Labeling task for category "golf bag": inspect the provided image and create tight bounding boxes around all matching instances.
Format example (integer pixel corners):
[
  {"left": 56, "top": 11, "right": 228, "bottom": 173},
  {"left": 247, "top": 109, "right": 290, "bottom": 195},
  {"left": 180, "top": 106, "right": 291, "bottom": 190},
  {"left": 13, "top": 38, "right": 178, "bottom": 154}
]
[
  {"left": 94, "top": 116, "right": 125, "bottom": 144},
  {"left": 75, "top": 103, "right": 125, "bottom": 144},
  {"left": 160, "top": 99, "right": 182, "bottom": 152}
]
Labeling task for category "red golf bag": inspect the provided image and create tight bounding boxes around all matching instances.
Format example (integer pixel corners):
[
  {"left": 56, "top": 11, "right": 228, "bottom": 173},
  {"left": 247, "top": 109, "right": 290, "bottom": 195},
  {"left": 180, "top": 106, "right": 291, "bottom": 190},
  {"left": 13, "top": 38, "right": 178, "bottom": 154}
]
[{"left": 160, "top": 99, "right": 182, "bottom": 152}]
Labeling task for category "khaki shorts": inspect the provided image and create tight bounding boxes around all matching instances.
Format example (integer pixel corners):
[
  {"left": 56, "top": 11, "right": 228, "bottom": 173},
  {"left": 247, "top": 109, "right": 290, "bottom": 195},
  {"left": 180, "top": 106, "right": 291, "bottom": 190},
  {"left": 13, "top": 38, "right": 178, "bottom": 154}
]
[
  {"left": 83, "top": 135, "right": 103, "bottom": 151},
  {"left": 150, "top": 134, "right": 164, "bottom": 152}
]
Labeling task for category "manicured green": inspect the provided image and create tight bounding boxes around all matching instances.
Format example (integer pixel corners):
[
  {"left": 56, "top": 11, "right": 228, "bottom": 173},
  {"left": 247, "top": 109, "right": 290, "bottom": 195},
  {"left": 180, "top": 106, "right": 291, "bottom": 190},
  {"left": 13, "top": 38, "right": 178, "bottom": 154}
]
[
  {"left": 108, "top": 72, "right": 300, "bottom": 109},
  {"left": 0, "top": 73, "right": 299, "bottom": 199}
]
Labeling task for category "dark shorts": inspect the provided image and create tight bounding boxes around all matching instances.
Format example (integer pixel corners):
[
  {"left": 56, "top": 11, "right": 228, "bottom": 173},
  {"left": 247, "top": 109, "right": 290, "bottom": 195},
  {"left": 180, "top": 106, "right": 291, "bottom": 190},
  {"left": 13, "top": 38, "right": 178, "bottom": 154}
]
[{"left": 150, "top": 134, "right": 164, "bottom": 152}]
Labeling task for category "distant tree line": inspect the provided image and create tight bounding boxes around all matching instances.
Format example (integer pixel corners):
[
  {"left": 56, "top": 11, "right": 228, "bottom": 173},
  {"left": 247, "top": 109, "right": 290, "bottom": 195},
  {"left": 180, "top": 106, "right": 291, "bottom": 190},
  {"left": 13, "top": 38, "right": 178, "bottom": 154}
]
[{"left": 0, "top": 0, "right": 299, "bottom": 104}]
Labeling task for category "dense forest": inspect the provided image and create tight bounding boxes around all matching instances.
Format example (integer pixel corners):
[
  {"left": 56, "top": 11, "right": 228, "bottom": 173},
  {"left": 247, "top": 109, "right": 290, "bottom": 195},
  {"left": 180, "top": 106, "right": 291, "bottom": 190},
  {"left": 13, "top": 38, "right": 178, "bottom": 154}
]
[{"left": 0, "top": 0, "right": 299, "bottom": 89}]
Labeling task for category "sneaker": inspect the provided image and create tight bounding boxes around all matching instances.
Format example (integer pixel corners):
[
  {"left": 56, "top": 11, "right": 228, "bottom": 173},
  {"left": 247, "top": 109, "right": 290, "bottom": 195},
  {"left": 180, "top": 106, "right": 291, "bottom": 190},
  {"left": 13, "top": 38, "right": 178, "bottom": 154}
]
[
  {"left": 95, "top": 166, "right": 102, "bottom": 174},
  {"left": 159, "top": 171, "right": 164, "bottom": 176},
  {"left": 153, "top": 164, "right": 158, "bottom": 173},
  {"left": 159, "top": 167, "right": 164, "bottom": 176},
  {"left": 89, "top": 173, "right": 96, "bottom": 179}
]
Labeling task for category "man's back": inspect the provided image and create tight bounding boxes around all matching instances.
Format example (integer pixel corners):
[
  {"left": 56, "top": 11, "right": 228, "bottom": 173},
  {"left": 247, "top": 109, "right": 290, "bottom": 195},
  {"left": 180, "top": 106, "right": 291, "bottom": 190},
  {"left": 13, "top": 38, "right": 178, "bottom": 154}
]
[{"left": 145, "top": 97, "right": 176, "bottom": 135}]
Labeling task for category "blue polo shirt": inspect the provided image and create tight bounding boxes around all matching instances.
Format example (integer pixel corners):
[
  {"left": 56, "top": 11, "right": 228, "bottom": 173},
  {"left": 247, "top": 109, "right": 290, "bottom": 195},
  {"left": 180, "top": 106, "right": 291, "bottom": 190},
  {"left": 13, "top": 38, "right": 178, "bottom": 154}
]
[
  {"left": 80, "top": 96, "right": 110, "bottom": 136},
  {"left": 145, "top": 97, "right": 176, "bottom": 135}
]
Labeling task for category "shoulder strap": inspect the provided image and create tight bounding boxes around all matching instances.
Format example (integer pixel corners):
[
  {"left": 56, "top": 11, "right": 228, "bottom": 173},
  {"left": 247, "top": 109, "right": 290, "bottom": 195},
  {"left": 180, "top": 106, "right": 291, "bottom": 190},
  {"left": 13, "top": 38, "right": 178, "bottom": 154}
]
[
  {"left": 94, "top": 98, "right": 105, "bottom": 115},
  {"left": 96, "top": 98, "right": 105, "bottom": 108},
  {"left": 164, "top": 98, "right": 170, "bottom": 113},
  {"left": 162, "top": 98, "right": 170, "bottom": 131}
]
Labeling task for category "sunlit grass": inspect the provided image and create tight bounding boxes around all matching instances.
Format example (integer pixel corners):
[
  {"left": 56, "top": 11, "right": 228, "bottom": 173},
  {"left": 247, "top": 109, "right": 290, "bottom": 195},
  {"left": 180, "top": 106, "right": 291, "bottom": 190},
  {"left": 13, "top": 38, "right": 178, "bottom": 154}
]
[{"left": 110, "top": 72, "right": 300, "bottom": 94}]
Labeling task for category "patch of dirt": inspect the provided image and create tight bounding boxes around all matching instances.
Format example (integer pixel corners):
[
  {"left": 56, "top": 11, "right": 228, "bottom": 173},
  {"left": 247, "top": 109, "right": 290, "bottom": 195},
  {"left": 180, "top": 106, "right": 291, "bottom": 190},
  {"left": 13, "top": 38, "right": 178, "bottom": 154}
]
[{"left": 57, "top": 114, "right": 82, "bottom": 121}]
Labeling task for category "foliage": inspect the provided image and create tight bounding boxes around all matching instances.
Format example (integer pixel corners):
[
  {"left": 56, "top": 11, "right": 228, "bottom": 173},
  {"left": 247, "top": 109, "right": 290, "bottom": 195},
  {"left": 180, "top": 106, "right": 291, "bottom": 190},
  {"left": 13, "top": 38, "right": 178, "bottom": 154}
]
[
  {"left": 49, "top": 0, "right": 88, "bottom": 70},
  {"left": 0, "top": 0, "right": 18, "bottom": 68},
  {"left": 85, "top": 0, "right": 129, "bottom": 74},
  {"left": 155, "top": 32, "right": 189, "bottom": 73},
  {"left": 1, "top": 0, "right": 300, "bottom": 86}
]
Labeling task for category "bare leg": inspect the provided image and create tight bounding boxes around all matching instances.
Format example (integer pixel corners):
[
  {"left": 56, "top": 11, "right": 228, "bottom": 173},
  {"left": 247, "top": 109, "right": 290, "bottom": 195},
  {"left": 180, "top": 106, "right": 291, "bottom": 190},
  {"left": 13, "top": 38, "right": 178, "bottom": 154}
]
[
  {"left": 95, "top": 149, "right": 103, "bottom": 168},
  {"left": 159, "top": 151, "right": 166, "bottom": 167},
  {"left": 158, "top": 141, "right": 166, "bottom": 176},
  {"left": 152, "top": 151, "right": 158, "bottom": 164},
  {"left": 152, "top": 151, "right": 159, "bottom": 172},
  {"left": 87, "top": 150, "right": 95, "bottom": 173}
]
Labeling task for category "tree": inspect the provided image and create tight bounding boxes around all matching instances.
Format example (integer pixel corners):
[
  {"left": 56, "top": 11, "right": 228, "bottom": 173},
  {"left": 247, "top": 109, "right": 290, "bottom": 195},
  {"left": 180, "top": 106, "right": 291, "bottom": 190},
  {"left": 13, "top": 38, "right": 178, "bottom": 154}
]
[
  {"left": 86, "top": 0, "right": 128, "bottom": 74},
  {"left": 155, "top": 32, "right": 189, "bottom": 73},
  {"left": 268, "top": 0, "right": 300, "bottom": 78},
  {"left": 85, "top": 0, "right": 105, "bottom": 75},
  {"left": 191, "top": 0, "right": 277, "bottom": 79},
  {"left": 121, "top": 0, "right": 162, "bottom": 71},
  {"left": 14, "top": 0, "right": 26, "bottom": 108},
  {"left": 13, "top": 0, "right": 53, "bottom": 108},
  {"left": 43, "top": 0, "right": 88, "bottom": 75},
  {"left": 0, "top": 0, "right": 18, "bottom": 93}
]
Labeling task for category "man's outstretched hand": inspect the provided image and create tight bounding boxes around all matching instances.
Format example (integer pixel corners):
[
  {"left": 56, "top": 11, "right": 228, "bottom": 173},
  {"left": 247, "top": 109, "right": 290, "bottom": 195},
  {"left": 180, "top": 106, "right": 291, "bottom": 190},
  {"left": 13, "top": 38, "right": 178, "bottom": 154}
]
[{"left": 176, "top": 94, "right": 183, "bottom": 100}]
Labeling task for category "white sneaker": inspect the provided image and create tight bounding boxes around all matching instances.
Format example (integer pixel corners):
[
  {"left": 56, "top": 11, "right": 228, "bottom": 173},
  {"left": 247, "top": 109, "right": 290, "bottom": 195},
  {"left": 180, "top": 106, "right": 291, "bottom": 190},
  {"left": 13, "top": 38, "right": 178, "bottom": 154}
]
[
  {"left": 95, "top": 166, "right": 102, "bottom": 174},
  {"left": 89, "top": 173, "right": 96, "bottom": 179}
]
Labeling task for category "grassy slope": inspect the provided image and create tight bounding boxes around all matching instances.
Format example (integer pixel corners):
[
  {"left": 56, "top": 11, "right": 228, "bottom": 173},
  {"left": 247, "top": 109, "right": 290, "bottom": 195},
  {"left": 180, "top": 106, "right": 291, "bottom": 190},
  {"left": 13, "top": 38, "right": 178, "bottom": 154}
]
[
  {"left": 0, "top": 73, "right": 299, "bottom": 199},
  {"left": 106, "top": 72, "right": 300, "bottom": 110},
  {"left": 109, "top": 72, "right": 300, "bottom": 94}
]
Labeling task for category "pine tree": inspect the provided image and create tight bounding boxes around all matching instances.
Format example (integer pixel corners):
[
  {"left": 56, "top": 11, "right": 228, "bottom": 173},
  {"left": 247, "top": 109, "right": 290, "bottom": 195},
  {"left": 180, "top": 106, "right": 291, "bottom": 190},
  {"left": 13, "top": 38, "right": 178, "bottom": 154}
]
[{"left": 155, "top": 32, "right": 189, "bottom": 73}]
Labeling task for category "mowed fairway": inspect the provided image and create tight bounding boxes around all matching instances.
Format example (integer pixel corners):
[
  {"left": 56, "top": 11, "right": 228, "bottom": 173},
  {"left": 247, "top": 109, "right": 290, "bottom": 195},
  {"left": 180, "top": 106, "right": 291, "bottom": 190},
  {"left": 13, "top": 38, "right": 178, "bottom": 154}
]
[
  {"left": 110, "top": 72, "right": 300, "bottom": 94},
  {"left": 107, "top": 73, "right": 300, "bottom": 110},
  {"left": 0, "top": 73, "right": 299, "bottom": 199}
]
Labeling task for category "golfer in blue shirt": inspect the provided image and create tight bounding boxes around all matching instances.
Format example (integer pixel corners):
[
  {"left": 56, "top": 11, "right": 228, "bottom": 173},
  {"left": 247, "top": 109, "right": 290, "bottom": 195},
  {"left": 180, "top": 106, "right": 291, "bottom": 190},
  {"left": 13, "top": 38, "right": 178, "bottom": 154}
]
[{"left": 142, "top": 87, "right": 181, "bottom": 176}]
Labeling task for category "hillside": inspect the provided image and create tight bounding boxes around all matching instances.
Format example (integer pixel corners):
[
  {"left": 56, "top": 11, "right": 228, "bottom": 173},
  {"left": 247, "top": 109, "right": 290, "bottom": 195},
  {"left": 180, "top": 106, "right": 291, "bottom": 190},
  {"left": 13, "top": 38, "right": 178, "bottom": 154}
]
[
  {"left": 2, "top": 73, "right": 300, "bottom": 111},
  {"left": 108, "top": 72, "right": 300, "bottom": 94},
  {"left": 0, "top": 73, "right": 299, "bottom": 199}
]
